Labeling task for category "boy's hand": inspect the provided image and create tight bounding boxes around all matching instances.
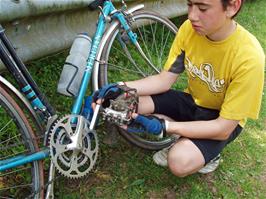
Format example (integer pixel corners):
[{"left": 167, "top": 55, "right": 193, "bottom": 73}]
[
  {"left": 127, "top": 114, "right": 166, "bottom": 136},
  {"left": 92, "top": 83, "right": 123, "bottom": 108}
]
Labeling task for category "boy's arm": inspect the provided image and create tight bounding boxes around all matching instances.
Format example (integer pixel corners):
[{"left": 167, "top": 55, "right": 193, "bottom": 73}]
[
  {"left": 125, "top": 70, "right": 178, "bottom": 96},
  {"left": 167, "top": 117, "right": 239, "bottom": 140}
]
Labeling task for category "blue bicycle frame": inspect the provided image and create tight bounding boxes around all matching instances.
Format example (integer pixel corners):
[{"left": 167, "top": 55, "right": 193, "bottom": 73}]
[
  {"left": 0, "top": 0, "right": 140, "bottom": 172},
  {"left": 72, "top": 1, "right": 137, "bottom": 115}
]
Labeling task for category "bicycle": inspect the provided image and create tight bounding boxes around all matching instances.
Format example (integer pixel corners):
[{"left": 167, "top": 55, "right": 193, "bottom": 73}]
[{"left": 0, "top": 0, "right": 178, "bottom": 198}]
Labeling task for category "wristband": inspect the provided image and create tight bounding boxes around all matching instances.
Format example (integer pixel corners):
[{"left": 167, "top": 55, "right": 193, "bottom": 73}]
[
  {"left": 117, "top": 81, "right": 126, "bottom": 86},
  {"left": 164, "top": 120, "right": 169, "bottom": 132}
]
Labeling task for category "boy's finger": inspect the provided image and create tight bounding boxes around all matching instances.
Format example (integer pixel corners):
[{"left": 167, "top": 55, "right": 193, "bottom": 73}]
[
  {"left": 96, "top": 99, "right": 103, "bottom": 105},
  {"left": 131, "top": 113, "right": 138, "bottom": 119},
  {"left": 91, "top": 102, "right": 96, "bottom": 111}
]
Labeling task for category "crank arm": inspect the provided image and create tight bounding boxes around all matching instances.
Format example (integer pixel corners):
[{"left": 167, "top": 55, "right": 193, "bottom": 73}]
[
  {"left": 67, "top": 116, "right": 85, "bottom": 150},
  {"left": 89, "top": 104, "right": 101, "bottom": 130},
  {"left": 45, "top": 161, "right": 55, "bottom": 199}
]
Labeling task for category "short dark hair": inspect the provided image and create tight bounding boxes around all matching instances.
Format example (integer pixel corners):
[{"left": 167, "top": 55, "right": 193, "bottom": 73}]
[{"left": 221, "top": 0, "right": 244, "bottom": 18}]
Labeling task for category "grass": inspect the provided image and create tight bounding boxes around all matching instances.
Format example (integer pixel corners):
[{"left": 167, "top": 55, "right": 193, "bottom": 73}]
[{"left": 2, "top": 0, "right": 266, "bottom": 198}]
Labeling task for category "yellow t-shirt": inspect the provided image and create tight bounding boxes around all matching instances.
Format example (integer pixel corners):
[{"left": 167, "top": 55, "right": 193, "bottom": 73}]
[{"left": 164, "top": 20, "right": 265, "bottom": 127}]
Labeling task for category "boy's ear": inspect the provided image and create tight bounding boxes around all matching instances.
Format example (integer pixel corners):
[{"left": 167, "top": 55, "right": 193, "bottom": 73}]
[{"left": 226, "top": 0, "right": 242, "bottom": 18}]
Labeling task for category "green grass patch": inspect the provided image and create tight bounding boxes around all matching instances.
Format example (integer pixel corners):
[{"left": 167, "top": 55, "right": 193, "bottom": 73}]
[{"left": 1, "top": 0, "right": 265, "bottom": 198}]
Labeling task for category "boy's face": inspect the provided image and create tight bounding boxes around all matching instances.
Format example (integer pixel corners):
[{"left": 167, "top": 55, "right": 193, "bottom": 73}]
[{"left": 187, "top": 0, "right": 233, "bottom": 40}]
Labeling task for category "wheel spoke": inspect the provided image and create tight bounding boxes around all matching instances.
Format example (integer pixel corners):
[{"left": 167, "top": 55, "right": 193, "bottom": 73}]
[
  {"left": 0, "top": 119, "right": 13, "bottom": 134},
  {"left": 0, "top": 166, "right": 31, "bottom": 177},
  {"left": 107, "top": 62, "right": 146, "bottom": 75},
  {"left": 0, "top": 133, "right": 21, "bottom": 145},
  {"left": 0, "top": 183, "right": 33, "bottom": 191}
]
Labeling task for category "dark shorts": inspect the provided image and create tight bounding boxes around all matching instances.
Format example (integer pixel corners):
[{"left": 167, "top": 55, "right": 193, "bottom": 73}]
[{"left": 151, "top": 90, "right": 242, "bottom": 164}]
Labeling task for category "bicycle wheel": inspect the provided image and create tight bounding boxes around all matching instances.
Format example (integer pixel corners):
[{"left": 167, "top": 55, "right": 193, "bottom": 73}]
[
  {"left": 99, "top": 10, "right": 178, "bottom": 150},
  {"left": 0, "top": 85, "right": 44, "bottom": 199}
]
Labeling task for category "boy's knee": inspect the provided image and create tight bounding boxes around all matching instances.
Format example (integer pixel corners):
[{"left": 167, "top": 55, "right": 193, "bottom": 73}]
[
  {"left": 168, "top": 153, "right": 191, "bottom": 177},
  {"left": 167, "top": 139, "right": 205, "bottom": 177}
]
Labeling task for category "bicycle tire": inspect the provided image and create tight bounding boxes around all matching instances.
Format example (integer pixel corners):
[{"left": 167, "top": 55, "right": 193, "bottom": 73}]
[
  {"left": 0, "top": 85, "right": 44, "bottom": 199},
  {"left": 99, "top": 10, "right": 178, "bottom": 150}
]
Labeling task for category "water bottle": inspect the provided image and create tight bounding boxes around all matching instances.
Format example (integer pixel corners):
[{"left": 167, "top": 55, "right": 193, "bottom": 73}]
[
  {"left": 57, "top": 33, "right": 91, "bottom": 97},
  {"left": 82, "top": 95, "right": 93, "bottom": 121}
]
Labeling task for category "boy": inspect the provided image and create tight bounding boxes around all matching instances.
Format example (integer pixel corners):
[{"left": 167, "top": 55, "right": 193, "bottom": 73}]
[{"left": 93, "top": 0, "right": 265, "bottom": 177}]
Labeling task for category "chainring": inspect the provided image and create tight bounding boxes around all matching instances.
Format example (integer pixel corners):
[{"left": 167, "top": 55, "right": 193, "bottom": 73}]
[{"left": 49, "top": 114, "right": 99, "bottom": 179}]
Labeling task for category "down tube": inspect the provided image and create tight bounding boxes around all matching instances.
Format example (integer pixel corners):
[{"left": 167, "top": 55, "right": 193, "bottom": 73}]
[{"left": 71, "top": 15, "right": 110, "bottom": 114}]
